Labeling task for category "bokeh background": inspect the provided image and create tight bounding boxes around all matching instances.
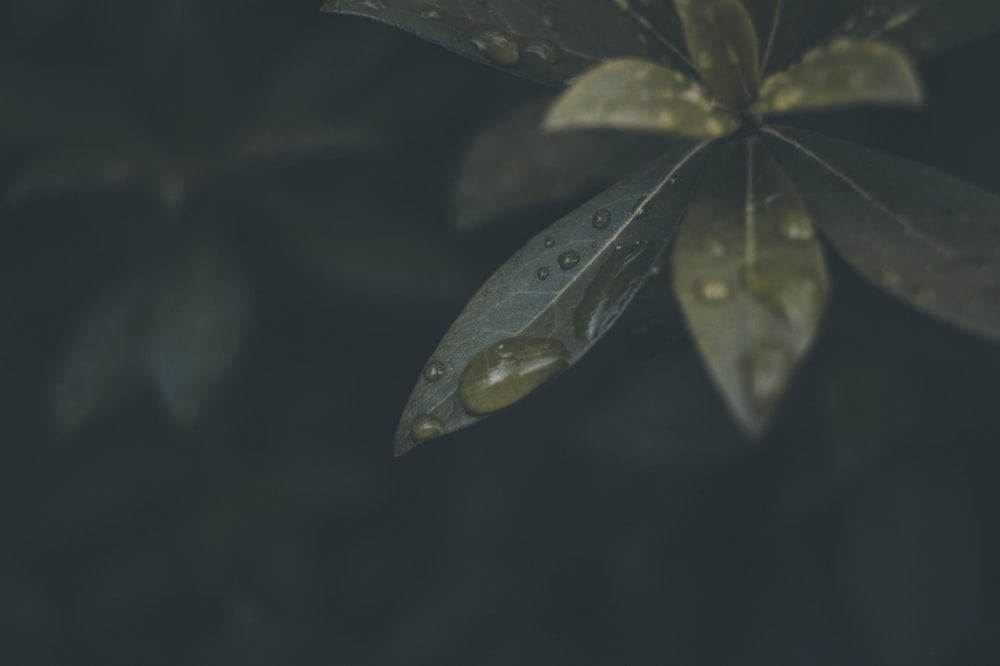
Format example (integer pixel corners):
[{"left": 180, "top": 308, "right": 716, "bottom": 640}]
[{"left": 2, "top": 1, "right": 999, "bottom": 664}]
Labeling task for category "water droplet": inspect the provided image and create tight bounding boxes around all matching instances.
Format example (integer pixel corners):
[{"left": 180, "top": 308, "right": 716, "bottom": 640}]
[
  {"left": 419, "top": 7, "right": 443, "bottom": 20},
  {"left": 558, "top": 251, "right": 580, "bottom": 270},
  {"left": 696, "top": 277, "right": 731, "bottom": 304},
  {"left": 778, "top": 213, "right": 815, "bottom": 242},
  {"left": 423, "top": 359, "right": 446, "bottom": 382},
  {"left": 591, "top": 208, "right": 611, "bottom": 229},
  {"left": 574, "top": 242, "right": 653, "bottom": 340},
  {"left": 544, "top": 237, "right": 555, "bottom": 248},
  {"left": 631, "top": 196, "right": 647, "bottom": 216},
  {"left": 411, "top": 414, "right": 444, "bottom": 442},
  {"left": 464, "top": 25, "right": 520, "bottom": 66},
  {"left": 541, "top": 12, "right": 558, "bottom": 29},
  {"left": 669, "top": 173, "right": 684, "bottom": 185},
  {"left": 743, "top": 343, "right": 792, "bottom": 407},
  {"left": 536, "top": 266, "right": 550, "bottom": 280},
  {"left": 459, "top": 337, "right": 570, "bottom": 415},
  {"left": 523, "top": 37, "right": 560, "bottom": 63}
]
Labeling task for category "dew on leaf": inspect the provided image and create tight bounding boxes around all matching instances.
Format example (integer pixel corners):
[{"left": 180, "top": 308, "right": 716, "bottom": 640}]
[
  {"left": 592, "top": 208, "right": 612, "bottom": 229},
  {"left": 411, "top": 414, "right": 445, "bottom": 441},
  {"left": 464, "top": 25, "right": 520, "bottom": 66},
  {"left": 778, "top": 213, "right": 816, "bottom": 242},
  {"left": 544, "top": 236, "right": 555, "bottom": 248},
  {"left": 422, "top": 359, "right": 446, "bottom": 382},
  {"left": 696, "top": 277, "right": 732, "bottom": 304},
  {"left": 743, "top": 342, "right": 792, "bottom": 407},
  {"left": 537, "top": 266, "right": 550, "bottom": 280},
  {"left": 558, "top": 250, "right": 580, "bottom": 270},
  {"left": 523, "top": 37, "right": 560, "bottom": 64},
  {"left": 458, "top": 337, "right": 569, "bottom": 415}
]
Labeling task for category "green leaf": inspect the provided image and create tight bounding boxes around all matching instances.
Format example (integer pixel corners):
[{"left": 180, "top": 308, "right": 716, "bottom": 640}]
[
  {"left": 393, "top": 138, "right": 715, "bottom": 454},
  {"left": 672, "top": 137, "right": 829, "bottom": 436},
  {"left": 832, "top": 0, "right": 1000, "bottom": 61},
  {"left": 752, "top": 39, "right": 921, "bottom": 116},
  {"left": 762, "top": 125, "right": 1000, "bottom": 344},
  {"left": 674, "top": 0, "right": 760, "bottom": 108},
  {"left": 321, "top": 0, "right": 693, "bottom": 87},
  {"left": 543, "top": 58, "right": 738, "bottom": 138},
  {"left": 453, "top": 96, "right": 677, "bottom": 231},
  {"left": 742, "top": 0, "right": 827, "bottom": 75}
]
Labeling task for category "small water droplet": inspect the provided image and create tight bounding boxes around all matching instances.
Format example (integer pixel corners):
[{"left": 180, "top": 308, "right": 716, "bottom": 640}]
[
  {"left": 536, "top": 266, "right": 550, "bottom": 280},
  {"left": 558, "top": 251, "right": 580, "bottom": 270},
  {"left": 419, "top": 7, "right": 443, "bottom": 20},
  {"left": 459, "top": 338, "right": 570, "bottom": 415},
  {"left": 544, "top": 237, "right": 555, "bottom": 248},
  {"left": 541, "top": 12, "right": 558, "bottom": 29},
  {"left": 523, "top": 37, "right": 560, "bottom": 63},
  {"left": 743, "top": 343, "right": 792, "bottom": 407},
  {"left": 464, "top": 24, "right": 520, "bottom": 66},
  {"left": 669, "top": 173, "right": 684, "bottom": 184},
  {"left": 411, "top": 414, "right": 444, "bottom": 442},
  {"left": 631, "top": 196, "right": 647, "bottom": 216},
  {"left": 696, "top": 277, "right": 731, "bottom": 304},
  {"left": 423, "top": 359, "right": 446, "bottom": 382},
  {"left": 592, "top": 208, "right": 611, "bottom": 229},
  {"left": 778, "top": 213, "right": 815, "bottom": 242}
]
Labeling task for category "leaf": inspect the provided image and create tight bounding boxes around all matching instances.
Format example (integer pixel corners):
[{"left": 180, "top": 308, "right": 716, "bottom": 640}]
[
  {"left": 742, "top": 0, "right": 827, "bottom": 75},
  {"left": 147, "top": 241, "right": 251, "bottom": 426},
  {"left": 762, "top": 125, "right": 1000, "bottom": 344},
  {"left": 832, "top": 0, "right": 1000, "bottom": 61},
  {"left": 674, "top": 0, "right": 760, "bottom": 108},
  {"left": 393, "top": 138, "right": 716, "bottom": 454},
  {"left": 453, "top": 96, "right": 678, "bottom": 231},
  {"left": 752, "top": 38, "right": 921, "bottom": 116},
  {"left": 543, "top": 59, "right": 738, "bottom": 138},
  {"left": 672, "top": 137, "right": 829, "bottom": 436},
  {"left": 50, "top": 278, "right": 152, "bottom": 434},
  {"left": 321, "top": 0, "right": 693, "bottom": 87}
]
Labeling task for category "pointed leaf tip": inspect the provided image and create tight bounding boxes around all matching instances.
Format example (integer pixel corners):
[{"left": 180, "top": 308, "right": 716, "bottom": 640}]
[{"left": 393, "top": 139, "right": 716, "bottom": 451}]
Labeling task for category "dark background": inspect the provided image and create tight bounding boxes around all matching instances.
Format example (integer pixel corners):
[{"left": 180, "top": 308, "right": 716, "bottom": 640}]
[{"left": 2, "top": 1, "right": 999, "bottom": 664}]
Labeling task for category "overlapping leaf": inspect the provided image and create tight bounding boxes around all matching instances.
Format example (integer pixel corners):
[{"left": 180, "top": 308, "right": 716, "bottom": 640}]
[
  {"left": 833, "top": 0, "right": 1000, "bottom": 62},
  {"left": 321, "top": 0, "right": 695, "bottom": 86},
  {"left": 674, "top": 0, "right": 759, "bottom": 108},
  {"left": 752, "top": 39, "right": 922, "bottom": 115},
  {"left": 762, "top": 126, "right": 1000, "bottom": 343},
  {"left": 673, "top": 137, "right": 828, "bottom": 435},
  {"left": 453, "top": 96, "right": 676, "bottom": 231},
  {"left": 544, "top": 58, "right": 737, "bottom": 137},
  {"left": 393, "top": 139, "right": 716, "bottom": 454}
]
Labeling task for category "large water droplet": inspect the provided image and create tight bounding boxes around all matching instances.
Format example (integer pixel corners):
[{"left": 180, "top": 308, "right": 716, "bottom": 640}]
[
  {"left": 423, "top": 359, "right": 446, "bottom": 382},
  {"left": 459, "top": 337, "right": 570, "bottom": 415},
  {"left": 743, "top": 343, "right": 791, "bottom": 407},
  {"left": 411, "top": 414, "right": 445, "bottom": 441},
  {"left": 574, "top": 242, "right": 653, "bottom": 340},
  {"left": 558, "top": 251, "right": 580, "bottom": 270},
  {"left": 464, "top": 25, "right": 520, "bottom": 66},
  {"left": 592, "top": 208, "right": 611, "bottom": 230}
]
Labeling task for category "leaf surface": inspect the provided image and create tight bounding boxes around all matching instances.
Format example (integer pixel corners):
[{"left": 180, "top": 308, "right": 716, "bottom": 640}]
[
  {"left": 453, "top": 96, "right": 677, "bottom": 231},
  {"left": 742, "top": 0, "right": 827, "bottom": 75},
  {"left": 674, "top": 0, "right": 760, "bottom": 108},
  {"left": 394, "top": 138, "right": 716, "bottom": 454},
  {"left": 321, "top": 0, "right": 693, "bottom": 87},
  {"left": 832, "top": 0, "right": 1000, "bottom": 61},
  {"left": 544, "top": 58, "right": 737, "bottom": 138},
  {"left": 672, "top": 137, "right": 828, "bottom": 436},
  {"left": 762, "top": 125, "right": 1000, "bottom": 343},
  {"left": 752, "top": 39, "right": 921, "bottom": 115}
]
